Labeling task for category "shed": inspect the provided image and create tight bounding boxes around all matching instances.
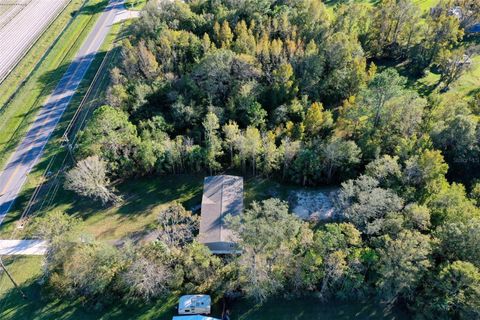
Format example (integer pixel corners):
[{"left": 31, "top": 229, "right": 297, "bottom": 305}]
[
  {"left": 178, "top": 294, "right": 211, "bottom": 315},
  {"left": 199, "top": 175, "right": 243, "bottom": 254}
]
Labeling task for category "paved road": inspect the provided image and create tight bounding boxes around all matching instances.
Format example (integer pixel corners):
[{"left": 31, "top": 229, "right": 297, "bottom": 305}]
[
  {"left": 0, "top": 0, "right": 125, "bottom": 224},
  {"left": 0, "top": 240, "right": 47, "bottom": 255}
]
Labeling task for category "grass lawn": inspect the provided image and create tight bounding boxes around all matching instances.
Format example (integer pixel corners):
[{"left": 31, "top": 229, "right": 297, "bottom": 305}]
[
  {"left": 232, "top": 296, "right": 410, "bottom": 320},
  {"left": 0, "top": 0, "right": 109, "bottom": 172},
  {"left": 416, "top": 54, "right": 480, "bottom": 102},
  {"left": 4, "top": 174, "right": 302, "bottom": 240},
  {"left": 413, "top": 0, "right": 438, "bottom": 11}
]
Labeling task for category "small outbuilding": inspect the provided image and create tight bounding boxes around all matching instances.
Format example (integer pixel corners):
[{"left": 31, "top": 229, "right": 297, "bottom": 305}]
[
  {"left": 178, "top": 294, "right": 211, "bottom": 315},
  {"left": 199, "top": 175, "right": 243, "bottom": 254}
]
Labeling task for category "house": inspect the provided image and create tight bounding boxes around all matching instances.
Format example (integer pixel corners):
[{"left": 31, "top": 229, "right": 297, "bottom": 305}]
[
  {"left": 199, "top": 175, "right": 243, "bottom": 254},
  {"left": 178, "top": 294, "right": 211, "bottom": 315}
]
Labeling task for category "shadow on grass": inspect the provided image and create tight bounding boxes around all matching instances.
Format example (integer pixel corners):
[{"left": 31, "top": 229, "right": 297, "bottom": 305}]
[
  {"left": 42, "top": 174, "right": 204, "bottom": 221},
  {"left": 81, "top": 0, "right": 109, "bottom": 16},
  {"left": 0, "top": 279, "right": 178, "bottom": 320},
  {"left": 232, "top": 296, "right": 411, "bottom": 320}
]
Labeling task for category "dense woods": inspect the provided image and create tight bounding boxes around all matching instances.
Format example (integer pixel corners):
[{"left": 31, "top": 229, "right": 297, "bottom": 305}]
[{"left": 40, "top": 0, "right": 480, "bottom": 318}]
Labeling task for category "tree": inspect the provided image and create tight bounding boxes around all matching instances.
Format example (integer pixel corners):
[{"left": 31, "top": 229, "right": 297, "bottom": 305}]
[
  {"left": 121, "top": 257, "right": 172, "bottom": 302},
  {"left": 157, "top": 202, "right": 199, "bottom": 248},
  {"left": 376, "top": 230, "right": 432, "bottom": 304},
  {"left": 436, "top": 219, "right": 480, "bottom": 267},
  {"left": 403, "top": 149, "right": 449, "bottom": 199},
  {"left": 403, "top": 203, "right": 431, "bottom": 231},
  {"left": 279, "top": 137, "right": 301, "bottom": 180},
  {"left": 77, "top": 105, "right": 140, "bottom": 175},
  {"left": 244, "top": 126, "right": 262, "bottom": 175},
  {"left": 270, "top": 63, "right": 298, "bottom": 107},
  {"left": 214, "top": 20, "right": 233, "bottom": 49},
  {"left": 320, "top": 137, "right": 361, "bottom": 183},
  {"left": 178, "top": 241, "right": 222, "bottom": 292},
  {"left": 301, "top": 223, "right": 368, "bottom": 300},
  {"left": 364, "top": 155, "right": 402, "bottom": 189},
  {"left": 203, "top": 112, "right": 223, "bottom": 174},
  {"left": 303, "top": 102, "right": 333, "bottom": 138},
  {"left": 191, "top": 50, "right": 259, "bottom": 106},
  {"left": 120, "top": 242, "right": 174, "bottom": 302},
  {"left": 222, "top": 121, "right": 240, "bottom": 166},
  {"left": 29, "top": 211, "right": 80, "bottom": 242},
  {"left": 419, "top": 261, "right": 480, "bottom": 319},
  {"left": 338, "top": 69, "right": 425, "bottom": 156},
  {"left": 411, "top": 2, "right": 463, "bottom": 70},
  {"left": 64, "top": 156, "right": 119, "bottom": 205},
  {"left": 233, "top": 20, "right": 256, "bottom": 54},
  {"left": 295, "top": 41, "right": 325, "bottom": 100},
  {"left": 30, "top": 211, "right": 82, "bottom": 279},
  {"left": 246, "top": 101, "right": 267, "bottom": 128},
  {"left": 437, "top": 48, "right": 474, "bottom": 90},
  {"left": 227, "top": 198, "right": 311, "bottom": 302},
  {"left": 426, "top": 182, "right": 480, "bottom": 225},
  {"left": 367, "top": 0, "right": 421, "bottom": 58},
  {"left": 260, "top": 131, "right": 280, "bottom": 176},
  {"left": 137, "top": 40, "right": 158, "bottom": 80},
  {"left": 337, "top": 175, "right": 404, "bottom": 235},
  {"left": 430, "top": 107, "right": 478, "bottom": 166},
  {"left": 57, "top": 242, "right": 124, "bottom": 299},
  {"left": 321, "top": 32, "right": 368, "bottom": 103}
]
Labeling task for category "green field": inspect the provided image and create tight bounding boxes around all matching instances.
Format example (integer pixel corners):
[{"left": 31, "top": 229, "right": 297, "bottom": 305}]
[{"left": 416, "top": 54, "right": 480, "bottom": 101}]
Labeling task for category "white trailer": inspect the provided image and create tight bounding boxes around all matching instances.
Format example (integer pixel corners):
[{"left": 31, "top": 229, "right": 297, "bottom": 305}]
[
  {"left": 178, "top": 294, "right": 211, "bottom": 315},
  {"left": 172, "top": 316, "right": 220, "bottom": 320}
]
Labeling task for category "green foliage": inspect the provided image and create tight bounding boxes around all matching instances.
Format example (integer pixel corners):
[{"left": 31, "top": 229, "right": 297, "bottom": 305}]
[
  {"left": 375, "top": 230, "right": 432, "bottom": 304},
  {"left": 418, "top": 261, "right": 480, "bottom": 319},
  {"left": 227, "top": 198, "right": 310, "bottom": 301},
  {"left": 77, "top": 105, "right": 140, "bottom": 175}
]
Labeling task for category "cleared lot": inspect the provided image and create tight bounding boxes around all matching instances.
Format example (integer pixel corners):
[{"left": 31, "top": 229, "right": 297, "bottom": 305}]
[{"left": 0, "top": 0, "right": 69, "bottom": 83}]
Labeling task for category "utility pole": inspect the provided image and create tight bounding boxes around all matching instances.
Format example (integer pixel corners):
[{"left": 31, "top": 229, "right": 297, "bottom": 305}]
[{"left": 0, "top": 257, "right": 27, "bottom": 299}]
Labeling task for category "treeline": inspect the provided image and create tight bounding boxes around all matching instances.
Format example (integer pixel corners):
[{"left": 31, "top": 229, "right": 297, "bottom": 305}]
[{"left": 73, "top": 0, "right": 480, "bottom": 187}]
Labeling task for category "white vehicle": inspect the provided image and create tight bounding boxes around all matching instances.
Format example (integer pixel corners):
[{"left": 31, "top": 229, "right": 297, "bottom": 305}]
[
  {"left": 172, "top": 316, "right": 220, "bottom": 320},
  {"left": 178, "top": 294, "right": 211, "bottom": 315}
]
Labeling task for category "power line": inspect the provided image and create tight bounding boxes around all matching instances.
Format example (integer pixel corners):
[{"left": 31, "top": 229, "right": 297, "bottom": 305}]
[{"left": 0, "top": 19, "right": 123, "bottom": 309}]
